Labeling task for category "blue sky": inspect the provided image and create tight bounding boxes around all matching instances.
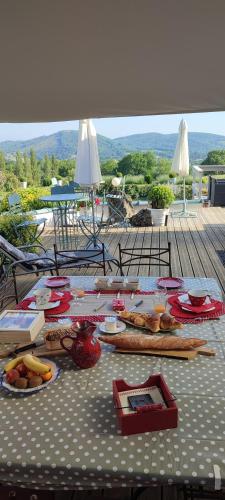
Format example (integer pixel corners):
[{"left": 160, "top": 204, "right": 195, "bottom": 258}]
[{"left": 0, "top": 111, "right": 225, "bottom": 142}]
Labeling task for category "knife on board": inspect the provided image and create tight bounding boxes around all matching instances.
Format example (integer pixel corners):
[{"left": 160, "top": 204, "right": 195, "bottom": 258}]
[
  {"left": 128, "top": 300, "right": 143, "bottom": 312},
  {"left": 0, "top": 339, "right": 45, "bottom": 359}
]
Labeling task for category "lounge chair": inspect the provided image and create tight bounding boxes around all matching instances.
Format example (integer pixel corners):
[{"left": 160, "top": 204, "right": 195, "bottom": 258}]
[{"left": 0, "top": 235, "right": 119, "bottom": 302}]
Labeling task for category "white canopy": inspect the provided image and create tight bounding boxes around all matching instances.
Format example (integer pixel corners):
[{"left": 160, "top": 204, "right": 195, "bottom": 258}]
[
  {"left": 1, "top": 0, "right": 225, "bottom": 122},
  {"left": 75, "top": 119, "right": 102, "bottom": 187},
  {"left": 172, "top": 119, "right": 189, "bottom": 177}
]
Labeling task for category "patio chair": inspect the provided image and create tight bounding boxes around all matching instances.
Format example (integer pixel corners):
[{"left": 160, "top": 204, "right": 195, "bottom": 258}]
[
  {"left": 0, "top": 235, "right": 59, "bottom": 302},
  {"left": 0, "top": 263, "right": 17, "bottom": 310},
  {"left": 8, "top": 193, "right": 47, "bottom": 244},
  {"left": 54, "top": 242, "right": 120, "bottom": 275},
  {"left": 118, "top": 241, "right": 172, "bottom": 276}
]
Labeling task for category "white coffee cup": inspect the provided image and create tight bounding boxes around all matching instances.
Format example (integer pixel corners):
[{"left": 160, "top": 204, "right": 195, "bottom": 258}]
[{"left": 105, "top": 316, "right": 117, "bottom": 332}]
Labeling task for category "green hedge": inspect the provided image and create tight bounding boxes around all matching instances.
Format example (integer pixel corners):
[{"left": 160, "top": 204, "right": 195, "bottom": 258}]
[
  {"left": 0, "top": 187, "right": 51, "bottom": 213},
  {"left": 0, "top": 213, "right": 37, "bottom": 246}
]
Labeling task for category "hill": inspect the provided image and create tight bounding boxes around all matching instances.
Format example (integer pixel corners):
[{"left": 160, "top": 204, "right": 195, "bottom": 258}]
[{"left": 1, "top": 130, "right": 225, "bottom": 161}]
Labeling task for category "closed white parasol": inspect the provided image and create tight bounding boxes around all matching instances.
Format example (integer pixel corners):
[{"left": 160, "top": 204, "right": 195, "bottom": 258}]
[
  {"left": 75, "top": 119, "right": 102, "bottom": 246},
  {"left": 172, "top": 119, "right": 196, "bottom": 217}
]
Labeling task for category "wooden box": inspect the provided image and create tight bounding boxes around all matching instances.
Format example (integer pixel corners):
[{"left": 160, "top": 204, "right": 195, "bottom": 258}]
[
  {"left": 113, "top": 373, "right": 178, "bottom": 435},
  {"left": 0, "top": 310, "right": 45, "bottom": 343}
]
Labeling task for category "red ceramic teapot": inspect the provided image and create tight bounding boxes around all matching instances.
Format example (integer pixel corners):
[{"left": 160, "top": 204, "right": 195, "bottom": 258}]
[{"left": 60, "top": 320, "right": 101, "bottom": 369}]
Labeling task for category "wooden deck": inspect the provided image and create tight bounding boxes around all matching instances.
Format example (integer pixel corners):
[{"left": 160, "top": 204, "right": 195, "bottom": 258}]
[{"left": 13, "top": 204, "right": 225, "bottom": 304}]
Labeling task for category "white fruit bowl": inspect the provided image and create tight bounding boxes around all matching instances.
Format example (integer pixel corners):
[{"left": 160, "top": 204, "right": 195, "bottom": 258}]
[{"left": 0, "top": 358, "right": 60, "bottom": 395}]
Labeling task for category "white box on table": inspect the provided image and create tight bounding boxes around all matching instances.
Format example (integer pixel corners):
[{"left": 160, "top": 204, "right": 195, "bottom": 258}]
[{"left": 0, "top": 310, "right": 45, "bottom": 343}]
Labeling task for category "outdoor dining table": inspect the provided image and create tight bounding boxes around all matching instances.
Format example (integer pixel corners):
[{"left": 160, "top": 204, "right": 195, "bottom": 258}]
[
  {"left": 39, "top": 193, "right": 89, "bottom": 248},
  {"left": 0, "top": 275, "right": 225, "bottom": 493}
]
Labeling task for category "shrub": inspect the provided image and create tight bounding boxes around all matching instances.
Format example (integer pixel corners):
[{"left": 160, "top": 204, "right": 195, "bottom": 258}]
[
  {"left": 0, "top": 187, "right": 51, "bottom": 213},
  {"left": 144, "top": 174, "right": 152, "bottom": 184},
  {"left": 0, "top": 213, "right": 36, "bottom": 246},
  {"left": 156, "top": 174, "right": 169, "bottom": 184},
  {"left": 176, "top": 175, "right": 193, "bottom": 185},
  {"left": 148, "top": 185, "right": 175, "bottom": 208},
  {"left": 125, "top": 175, "right": 145, "bottom": 185},
  {"left": 175, "top": 185, "right": 192, "bottom": 200}
]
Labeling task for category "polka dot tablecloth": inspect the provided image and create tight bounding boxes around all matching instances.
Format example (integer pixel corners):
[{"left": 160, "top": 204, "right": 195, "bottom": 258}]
[{"left": 1, "top": 276, "right": 225, "bottom": 492}]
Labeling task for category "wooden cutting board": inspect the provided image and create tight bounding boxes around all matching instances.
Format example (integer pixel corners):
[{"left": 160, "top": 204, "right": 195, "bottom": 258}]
[{"left": 115, "top": 346, "right": 215, "bottom": 360}]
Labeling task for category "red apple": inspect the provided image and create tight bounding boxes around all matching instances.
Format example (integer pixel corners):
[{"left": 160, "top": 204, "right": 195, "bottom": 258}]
[
  {"left": 16, "top": 363, "right": 27, "bottom": 377},
  {"left": 6, "top": 369, "right": 20, "bottom": 385}
]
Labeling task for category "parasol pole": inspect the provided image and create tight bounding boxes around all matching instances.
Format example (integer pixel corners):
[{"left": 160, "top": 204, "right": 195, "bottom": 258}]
[{"left": 90, "top": 188, "right": 97, "bottom": 247}]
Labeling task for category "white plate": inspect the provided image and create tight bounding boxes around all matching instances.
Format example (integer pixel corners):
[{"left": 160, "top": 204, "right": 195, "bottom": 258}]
[
  {"left": 99, "top": 320, "right": 126, "bottom": 334},
  {"left": 178, "top": 293, "right": 211, "bottom": 305},
  {"left": 1, "top": 358, "right": 60, "bottom": 395},
  {"left": 178, "top": 294, "right": 215, "bottom": 312},
  {"left": 28, "top": 300, "right": 60, "bottom": 311}
]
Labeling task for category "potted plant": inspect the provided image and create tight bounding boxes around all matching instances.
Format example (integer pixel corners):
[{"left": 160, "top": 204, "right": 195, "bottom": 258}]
[
  {"left": 20, "top": 176, "right": 27, "bottom": 189},
  {"left": 149, "top": 185, "right": 175, "bottom": 226}
]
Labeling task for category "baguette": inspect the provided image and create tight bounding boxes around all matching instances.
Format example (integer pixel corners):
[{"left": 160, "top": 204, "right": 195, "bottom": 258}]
[{"left": 99, "top": 334, "right": 206, "bottom": 350}]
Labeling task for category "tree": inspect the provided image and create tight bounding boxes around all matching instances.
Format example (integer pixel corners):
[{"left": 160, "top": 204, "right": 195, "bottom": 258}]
[
  {"left": 43, "top": 155, "right": 52, "bottom": 179},
  {"left": 0, "top": 172, "right": 20, "bottom": 192},
  {"left": 23, "top": 153, "right": 32, "bottom": 185},
  {"left": 118, "top": 152, "right": 156, "bottom": 175},
  {"left": 0, "top": 151, "right": 6, "bottom": 173},
  {"left": 202, "top": 150, "right": 225, "bottom": 165},
  {"left": 14, "top": 152, "right": 24, "bottom": 180},
  {"left": 30, "top": 148, "right": 40, "bottom": 185},
  {"left": 152, "top": 158, "right": 171, "bottom": 179},
  {"left": 51, "top": 155, "right": 58, "bottom": 176},
  {"left": 101, "top": 159, "right": 118, "bottom": 175}
]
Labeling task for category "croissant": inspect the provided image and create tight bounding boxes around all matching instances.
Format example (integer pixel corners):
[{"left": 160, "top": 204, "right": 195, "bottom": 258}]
[
  {"left": 99, "top": 334, "right": 207, "bottom": 350},
  {"left": 145, "top": 313, "right": 161, "bottom": 332},
  {"left": 160, "top": 313, "right": 183, "bottom": 331}
]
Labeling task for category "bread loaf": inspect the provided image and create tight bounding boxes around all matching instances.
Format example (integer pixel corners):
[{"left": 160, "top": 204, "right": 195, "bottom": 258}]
[
  {"left": 45, "top": 325, "right": 77, "bottom": 350},
  {"left": 99, "top": 334, "right": 206, "bottom": 350}
]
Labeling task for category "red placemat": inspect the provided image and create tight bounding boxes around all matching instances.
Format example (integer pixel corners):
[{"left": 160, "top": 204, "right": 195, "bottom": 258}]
[
  {"left": 168, "top": 294, "right": 225, "bottom": 323},
  {"left": 16, "top": 297, "right": 71, "bottom": 317}
]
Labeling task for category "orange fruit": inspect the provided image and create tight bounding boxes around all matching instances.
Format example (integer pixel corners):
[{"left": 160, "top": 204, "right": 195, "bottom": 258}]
[
  {"left": 41, "top": 370, "right": 52, "bottom": 382},
  {"left": 154, "top": 304, "right": 166, "bottom": 314},
  {"left": 26, "top": 370, "right": 37, "bottom": 379}
]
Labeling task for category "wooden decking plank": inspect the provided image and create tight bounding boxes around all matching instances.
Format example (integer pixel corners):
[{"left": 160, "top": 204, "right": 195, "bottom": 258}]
[
  {"left": 167, "top": 217, "right": 182, "bottom": 277},
  {"left": 187, "top": 216, "right": 218, "bottom": 279},
  {"left": 190, "top": 216, "right": 225, "bottom": 294},
  {"left": 141, "top": 226, "right": 153, "bottom": 276},
  {"left": 179, "top": 216, "right": 206, "bottom": 278},
  {"left": 159, "top": 225, "right": 169, "bottom": 277},
  {"left": 169, "top": 216, "right": 193, "bottom": 277}
]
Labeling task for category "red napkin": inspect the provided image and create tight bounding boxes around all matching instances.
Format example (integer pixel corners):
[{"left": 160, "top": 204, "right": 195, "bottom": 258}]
[
  {"left": 168, "top": 294, "right": 225, "bottom": 323},
  {"left": 16, "top": 297, "right": 70, "bottom": 317}
]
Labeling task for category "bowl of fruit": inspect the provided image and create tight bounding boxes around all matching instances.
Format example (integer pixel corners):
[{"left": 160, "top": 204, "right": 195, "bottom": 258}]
[{"left": 1, "top": 354, "right": 60, "bottom": 394}]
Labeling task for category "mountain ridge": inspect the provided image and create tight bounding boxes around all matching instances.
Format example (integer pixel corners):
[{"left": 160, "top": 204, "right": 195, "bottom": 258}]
[{"left": 1, "top": 130, "right": 225, "bottom": 161}]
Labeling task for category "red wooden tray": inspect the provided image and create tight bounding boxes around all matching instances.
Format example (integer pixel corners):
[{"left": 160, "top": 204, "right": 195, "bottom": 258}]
[{"left": 113, "top": 373, "right": 178, "bottom": 435}]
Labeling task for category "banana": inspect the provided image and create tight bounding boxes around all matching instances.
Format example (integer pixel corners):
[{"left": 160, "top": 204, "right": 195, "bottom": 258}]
[
  {"left": 23, "top": 354, "right": 50, "bottom": 374},
  {"left": 4, "top": 356, "right": 25, "bottom": 373}
]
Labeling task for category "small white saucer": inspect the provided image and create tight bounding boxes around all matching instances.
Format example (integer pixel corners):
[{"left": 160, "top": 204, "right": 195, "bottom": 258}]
[
  {"left": 99, "top": 320, "right": 126, "bottom": 334},
  {"left": 28, "top": 300, "right": 60, "bottom": 311}
]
